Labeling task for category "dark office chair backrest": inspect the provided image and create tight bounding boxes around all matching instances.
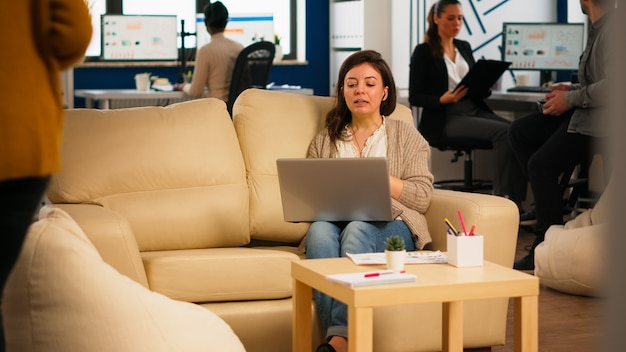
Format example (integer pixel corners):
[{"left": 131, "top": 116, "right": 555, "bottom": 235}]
[
  {"left": 414, "top": 105, "right": 494, "bottom": 192},
  {"left": 227, "top": 41, "right": 275, "bottom": 116}
]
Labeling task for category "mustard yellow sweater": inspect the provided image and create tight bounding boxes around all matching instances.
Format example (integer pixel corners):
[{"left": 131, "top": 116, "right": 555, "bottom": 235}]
[{"left": 0, "top": 0, "right": 92, "bottom": 181}]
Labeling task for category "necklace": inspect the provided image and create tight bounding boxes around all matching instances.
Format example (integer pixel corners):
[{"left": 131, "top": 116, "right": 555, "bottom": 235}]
[
  {"left": 350, "top": 121, "right": 382, "bottom": 157},
  {"left": 351, "top": 127, "right": 366, "bottom": 156}
]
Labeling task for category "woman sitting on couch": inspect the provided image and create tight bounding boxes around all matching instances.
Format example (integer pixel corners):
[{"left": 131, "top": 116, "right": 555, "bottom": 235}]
[{"left": 304, "top": 50, "right": 434, "bottom": 352}]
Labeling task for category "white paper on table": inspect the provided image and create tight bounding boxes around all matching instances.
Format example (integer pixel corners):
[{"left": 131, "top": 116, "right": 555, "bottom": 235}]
[{"left": 347, "top": 251, "right": 447, "bottom": 265}]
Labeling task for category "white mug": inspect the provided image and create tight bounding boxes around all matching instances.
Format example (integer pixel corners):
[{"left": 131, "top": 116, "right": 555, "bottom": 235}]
[{"left": 134, "top": 73, "right": 151, "bottom": 91}]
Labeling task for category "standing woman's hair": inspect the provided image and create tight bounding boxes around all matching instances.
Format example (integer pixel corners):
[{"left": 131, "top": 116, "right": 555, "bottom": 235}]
[
  {"left": 425, "top": 0, "right": 461, "bottom": 59},
  {"left": 326, "top": 50, "right": 397, "bottom": 144}
]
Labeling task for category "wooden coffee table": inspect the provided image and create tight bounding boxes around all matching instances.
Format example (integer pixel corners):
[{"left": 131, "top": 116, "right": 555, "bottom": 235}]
[{"left": 291, "top": 258, "right": 539, "bottom": 352}]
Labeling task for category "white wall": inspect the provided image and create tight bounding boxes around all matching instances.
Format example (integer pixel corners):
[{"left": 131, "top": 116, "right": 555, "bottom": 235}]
[{"left": 391, "top": 0, "right": 413, "bottom": 98}]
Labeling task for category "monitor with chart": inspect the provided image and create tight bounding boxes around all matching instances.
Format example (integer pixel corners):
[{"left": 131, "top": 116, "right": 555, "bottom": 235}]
[
  {"left": 502, "top": 22, "right": 585, "bottom": 72},
  {"left": 101, "top": 14, "right": 179, "bottom": 61},
  {"left": 196, "top": 13, "right": 274, "bottom": 48}
]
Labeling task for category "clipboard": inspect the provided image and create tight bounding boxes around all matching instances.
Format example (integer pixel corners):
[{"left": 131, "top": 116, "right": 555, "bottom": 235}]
[{"left": 455, "top": 59, "right": 511, "bottom": 97}]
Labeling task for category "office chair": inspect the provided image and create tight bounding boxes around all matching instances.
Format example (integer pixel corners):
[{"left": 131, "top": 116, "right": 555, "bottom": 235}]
[
  {"left": 429, "top": 137, "right": 494, "bottom": 191},
  {"left": 227, "top": 41, "right": 275, "bottom": 116},
  {"left": 560, "top": 152, "right": 607, "bottom": 216},
  {"left": 413, "top": 106, "right": 493, "bottom": 192}
]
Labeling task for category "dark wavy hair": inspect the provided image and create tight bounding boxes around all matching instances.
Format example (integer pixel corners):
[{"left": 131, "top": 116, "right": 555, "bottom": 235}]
[
  {"left": 425, "top": 0, "right": 461, "bottom": 59},
  {"left": 204, "top": 1, "right": 229, "bottom": 30},
  {"left": 326, "top": 50, "right": 397, "bottom": 144}
]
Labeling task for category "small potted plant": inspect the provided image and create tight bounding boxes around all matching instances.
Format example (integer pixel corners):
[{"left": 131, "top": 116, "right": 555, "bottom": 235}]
[
  {"left": 384, "top": 235, "right": 406, "bottom": 272},
  {"left": 273, "top": 34, "right": 283, "bottom": 62}
]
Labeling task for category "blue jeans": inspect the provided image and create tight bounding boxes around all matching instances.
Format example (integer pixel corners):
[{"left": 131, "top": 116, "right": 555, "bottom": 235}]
[{"left": 304, "top": 220, "right": 415, "bottom": 339}]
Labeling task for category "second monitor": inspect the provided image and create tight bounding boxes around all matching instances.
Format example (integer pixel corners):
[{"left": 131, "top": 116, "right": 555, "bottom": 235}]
[
  {"left": 196, "top": 13, "right": 274, "bottom": 48},
  {"left": 502, "top": 22, "right": 584, "bottom": 71}
]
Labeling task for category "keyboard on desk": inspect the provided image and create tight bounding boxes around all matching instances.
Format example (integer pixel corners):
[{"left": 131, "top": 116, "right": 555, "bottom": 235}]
[{"left": 507, "top": 86, "right": 552, "bottom": 93}]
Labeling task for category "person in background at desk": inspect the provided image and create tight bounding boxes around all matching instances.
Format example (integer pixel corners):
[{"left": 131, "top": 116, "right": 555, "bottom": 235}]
[
  {"left": 0, "top": 1, "right": 92, "bottom": 350},
  {"left": 409, "top": 0, "right": 527, "bottom": 208},
  {"left": 173, "top": 1, "right": 243, "bottom": 102},
  {"left": 305, "top": 50, "right": 434, "bottom": 352},
  {"left": 508, "top": 0, "right": 613, "bottom": 271}
]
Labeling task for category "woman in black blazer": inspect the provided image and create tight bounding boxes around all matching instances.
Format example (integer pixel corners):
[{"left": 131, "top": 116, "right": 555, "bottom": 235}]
[{"left": 409, "top": 0, "right": 526, "bottom": 207}]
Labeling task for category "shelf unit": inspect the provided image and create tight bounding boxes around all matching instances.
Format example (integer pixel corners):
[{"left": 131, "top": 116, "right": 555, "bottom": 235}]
[{"left": 329, "top": 0, "right": 414, "bottom": 97}]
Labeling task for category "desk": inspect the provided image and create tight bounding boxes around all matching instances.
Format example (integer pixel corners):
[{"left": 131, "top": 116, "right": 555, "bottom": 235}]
[
  {"left": 74, "top": 89, "right": 188, "bottom": 109},
  {"left": 291, "top": 258, "right": 539, "bottom": 352},
  {"left": 268, "top": 87, "right": 314, "bottom": 95},
  {"left": 75, "top": 88, "right": 315, "bottom": 109},
  {"left": 487, "top": 92, "right": 545, "bottom": 115}
]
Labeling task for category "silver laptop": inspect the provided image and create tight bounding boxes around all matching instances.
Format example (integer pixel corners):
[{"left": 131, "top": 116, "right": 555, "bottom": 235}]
[{"left": 276, "top": 157, "right": 393, "bottom": 222}]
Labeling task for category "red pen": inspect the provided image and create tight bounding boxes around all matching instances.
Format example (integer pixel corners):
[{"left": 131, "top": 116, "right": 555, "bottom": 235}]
[
  {"left": 457, "top": 210, "right": 468, "bottom": 236},
  {"left": 364, "top": 270, "right": 402, "bottom": 277},
  {"left": 468, "top": 225, "right": 475, "bottom": 236}
]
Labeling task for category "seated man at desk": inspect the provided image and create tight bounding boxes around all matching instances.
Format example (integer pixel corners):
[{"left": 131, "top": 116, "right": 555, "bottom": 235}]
[
  {"left": 174, "top": 1, "right": 243, "bottom": 102},
  {"left": 508, "top": 0, "right": 613, "bottom": 270}
]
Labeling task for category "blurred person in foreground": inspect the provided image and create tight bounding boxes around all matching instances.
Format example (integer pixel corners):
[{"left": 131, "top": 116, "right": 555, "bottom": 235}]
[{"left": 0, "top": 0, "right": 92, "bottom": 350}]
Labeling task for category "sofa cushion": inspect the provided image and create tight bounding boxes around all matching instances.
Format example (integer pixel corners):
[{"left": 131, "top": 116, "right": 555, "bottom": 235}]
[
  {"left": 233, "top": 89, "right": 334, "bottom": 243},
  {"left": 49, "top": 98, "right": 250, "bottom": 251},
  {"left": 141, "top": 247, "right": 300, "bottom": 303},
  {"left": 3, "top": 207, "right": 246, "bottom": 352}
]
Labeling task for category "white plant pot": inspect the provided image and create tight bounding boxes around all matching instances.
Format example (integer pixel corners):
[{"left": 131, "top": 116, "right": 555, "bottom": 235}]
[
  {"left": 274, "top": 45, "right": 283, "bottom": 62},
  {"left": 385, "top": 250, "right": 406, "bottom": 272}
]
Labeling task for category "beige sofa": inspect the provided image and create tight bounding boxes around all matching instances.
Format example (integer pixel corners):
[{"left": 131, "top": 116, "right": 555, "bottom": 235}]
[
  {"left": 4, "top": 207, "right": 246, "bottom": 352},
  {"left": 45, "top": 89, "right": 519, "bottom": 352}
]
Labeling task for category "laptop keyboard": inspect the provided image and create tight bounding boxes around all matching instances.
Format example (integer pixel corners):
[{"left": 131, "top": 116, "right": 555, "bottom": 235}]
[{"left": 507, "top": 86, "right": 552, "bottom": 93}]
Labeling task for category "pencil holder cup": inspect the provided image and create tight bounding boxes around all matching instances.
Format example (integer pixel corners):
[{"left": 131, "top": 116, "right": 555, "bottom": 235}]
[{"left": 447, "top": 235, "right": 483, "bottom": 267}]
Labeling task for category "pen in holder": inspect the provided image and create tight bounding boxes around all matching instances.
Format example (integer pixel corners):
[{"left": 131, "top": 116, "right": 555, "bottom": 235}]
[{"left": 447, "top": 234, "right": 483, "bottom": 267}]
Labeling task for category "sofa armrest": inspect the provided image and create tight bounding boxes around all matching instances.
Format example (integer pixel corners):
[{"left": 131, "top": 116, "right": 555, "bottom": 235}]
[
  {"left": 46, "top": 204, "right": 149, "bottom": 288},
  {"left": 424, "top": 189, "right": 519, "bottom": 267}
]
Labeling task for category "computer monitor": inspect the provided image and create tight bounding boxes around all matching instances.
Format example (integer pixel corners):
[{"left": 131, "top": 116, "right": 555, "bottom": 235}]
[
  {"left": 196, "top": 13, "right": 274, "bottom": 49},
  {"left": 502, "top": 22, "right": 585, "bottom": 83},
  {"left": 101, "top": 14, "right": 179, "bottom": 61}
]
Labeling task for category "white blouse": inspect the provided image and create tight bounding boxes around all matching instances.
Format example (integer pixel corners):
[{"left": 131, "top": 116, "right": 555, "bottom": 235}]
[
  {"left": 336, "top": 117, "right": 387, "bottom": 158},
  {"left": 444, "top": 47, "right": 469, "bottom": 92}
]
